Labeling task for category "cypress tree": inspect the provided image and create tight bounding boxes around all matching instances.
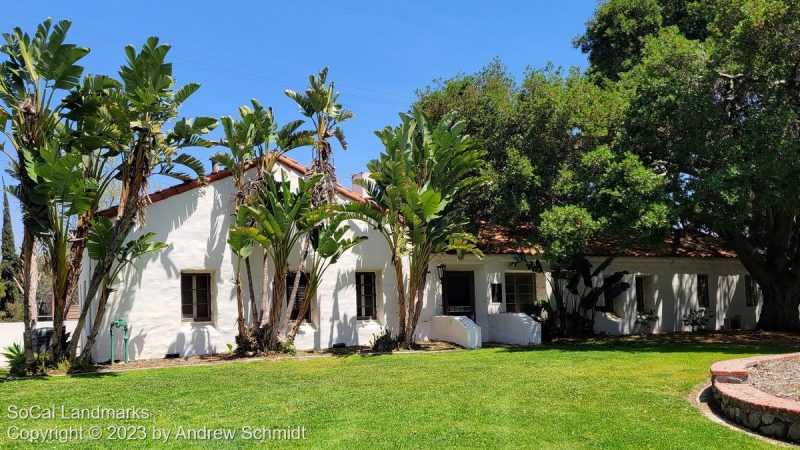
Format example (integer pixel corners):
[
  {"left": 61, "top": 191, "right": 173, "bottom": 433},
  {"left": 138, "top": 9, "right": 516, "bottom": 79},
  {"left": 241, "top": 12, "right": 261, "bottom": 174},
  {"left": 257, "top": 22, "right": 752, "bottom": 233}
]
[{"left": 1, "top": 189, "right": 22, "bottom": 314}]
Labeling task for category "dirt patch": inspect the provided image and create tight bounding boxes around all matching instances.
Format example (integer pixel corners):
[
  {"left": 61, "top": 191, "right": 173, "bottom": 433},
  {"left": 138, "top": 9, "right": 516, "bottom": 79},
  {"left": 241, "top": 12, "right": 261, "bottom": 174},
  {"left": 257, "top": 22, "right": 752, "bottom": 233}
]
[
  {"left": 554, "top": 330, "right": 800, "bottom": 347},
  {"left": 82, "top": 341, "right": 463, "bottom": 373},
  {"left": 93, "top": 353, "right": 240, "bottom": 372},
  {"left": 748, "top": 356, "right": 800, "bottom": 401}
]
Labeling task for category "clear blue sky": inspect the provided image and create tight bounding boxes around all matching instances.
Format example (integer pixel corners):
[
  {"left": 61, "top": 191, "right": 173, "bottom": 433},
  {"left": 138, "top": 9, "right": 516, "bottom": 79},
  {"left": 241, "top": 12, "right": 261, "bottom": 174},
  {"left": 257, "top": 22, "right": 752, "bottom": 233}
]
[{"left": 1, "top": 1, "right": 598, "bottom": 246}]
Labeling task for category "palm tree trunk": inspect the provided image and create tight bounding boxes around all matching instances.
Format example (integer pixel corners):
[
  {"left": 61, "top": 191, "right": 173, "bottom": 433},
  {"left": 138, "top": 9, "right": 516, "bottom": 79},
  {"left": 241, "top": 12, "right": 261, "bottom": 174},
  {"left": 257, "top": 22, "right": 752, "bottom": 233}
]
[
  {"left": 79, "top": 285, "right": 112, "bottom": 360},
  {"left": 245, "top": 256, "right": 257, "bottom": 323},
  {"left": 234, "top": 257, "right": 247, "bottom": 338},
  {"left": 267, "top": 273, "right": 286, "bottom": 350},
  {"left": 20, "top": 231, "right": 38, "bottom": 368},
  {"left": 403, "top": 269, "right": 427, "bottom": 347},
  {"left": 288, "top": 289, "right": 315, "bottom": 342},
  {"left": 393, "top": 255, "right": 407, "bottom": 343},
  {"left": 68, "top": 215, "right": 136, "bottom": 363},
  {"left": 281, "top": 235, "right": 311, "bottom": 336},
  {"left": 258, "top": 254, "right": 270, "bottom": 328}
]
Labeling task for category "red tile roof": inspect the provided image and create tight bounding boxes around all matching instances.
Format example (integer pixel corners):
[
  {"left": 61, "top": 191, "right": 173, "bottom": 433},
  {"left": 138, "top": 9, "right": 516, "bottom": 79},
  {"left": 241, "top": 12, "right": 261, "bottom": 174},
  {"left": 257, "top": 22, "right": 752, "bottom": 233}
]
[
  {"left": 97, "top": 162, "right": 735, "bottom": 260},
  {"left": 98, "top": 154, "right": 365, "bottom": 218},
  {"left": 477, "top": 222, "right": 737, "bottom": 259}
]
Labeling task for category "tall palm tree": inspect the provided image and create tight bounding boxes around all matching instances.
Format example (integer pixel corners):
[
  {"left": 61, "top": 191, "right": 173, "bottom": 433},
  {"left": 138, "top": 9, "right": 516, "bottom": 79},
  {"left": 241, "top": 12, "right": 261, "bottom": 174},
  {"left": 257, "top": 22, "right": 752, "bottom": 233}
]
[
  {"left": 67, "top": 37, "right": 216, "bottom": 363},
  {"left": 0, "top": 19, "right": 89, "bottom": 367},
  {"left": 282, "top": 68, "right": 353, "bottom": 338},
  {"left": 286, "top": 213, "right": 365, "bottom": 341},
  {"left": 347, "top": 108, "right": 487, "bottom": 347},
  {"left": 230, "top": 173, "right": 325, "bottom": 350},
  {"left": 212, "top": 100, "right": 309, "bottom": 350}
]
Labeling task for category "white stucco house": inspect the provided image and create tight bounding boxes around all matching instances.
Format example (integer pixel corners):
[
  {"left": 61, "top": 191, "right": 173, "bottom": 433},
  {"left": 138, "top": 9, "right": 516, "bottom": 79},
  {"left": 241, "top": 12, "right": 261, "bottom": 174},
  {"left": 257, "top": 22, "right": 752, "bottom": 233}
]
[{"left": 70, "top": 156, "right": 763, "bottom": 362}]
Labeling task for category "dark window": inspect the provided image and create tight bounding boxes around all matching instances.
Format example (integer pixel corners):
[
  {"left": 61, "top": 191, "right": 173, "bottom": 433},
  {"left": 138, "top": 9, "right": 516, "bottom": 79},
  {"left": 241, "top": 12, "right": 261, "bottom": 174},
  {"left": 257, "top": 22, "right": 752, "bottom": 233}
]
[
  {"left": 286, "top": 272, "right": 310, "bottom": 321},
  {"left": 745, "top": 275, "right": 759, "bottom": 307},
  {"left": 181, "top": 273, "right": 212, "bottom": 321},
  {"left": 356, "top": 272, "right": 377, "bottom": 320},
  {"left": 505, "top": 273, "right": 536, "bottom": 314},
  {"left": 635, "top": 276, "right": 645, "bottom": 312},
  {"left": 697, "top": 274, "right": 710, "bottom": 308},
  {"left": 491, "top": 283, "right": 503, "bottom": 303}
]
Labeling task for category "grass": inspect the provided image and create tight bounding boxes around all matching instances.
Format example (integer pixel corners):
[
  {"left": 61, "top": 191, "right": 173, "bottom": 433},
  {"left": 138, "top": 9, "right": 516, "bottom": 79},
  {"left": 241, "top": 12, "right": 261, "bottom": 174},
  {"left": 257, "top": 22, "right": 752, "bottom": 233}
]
[{"left": 0, "top": 339, "right": 792, "bottom": 449}]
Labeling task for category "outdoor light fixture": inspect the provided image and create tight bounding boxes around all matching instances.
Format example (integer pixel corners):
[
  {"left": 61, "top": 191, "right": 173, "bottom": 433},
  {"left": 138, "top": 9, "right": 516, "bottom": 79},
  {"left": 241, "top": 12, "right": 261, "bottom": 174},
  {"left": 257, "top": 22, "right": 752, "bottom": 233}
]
[{"left": 436, "top": 264, "right": 446, "bottom": 280}]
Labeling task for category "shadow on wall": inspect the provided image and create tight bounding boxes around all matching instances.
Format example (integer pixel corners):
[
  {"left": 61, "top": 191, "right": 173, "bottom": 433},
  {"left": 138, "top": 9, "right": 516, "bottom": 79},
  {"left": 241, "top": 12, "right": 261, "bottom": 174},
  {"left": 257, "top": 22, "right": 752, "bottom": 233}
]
[
  {"left": 716, "top": 275, "right": 739, "bottom": 328},
  {"left": 329, "top": 270, "right": 356, "bottom": 347},
  {"left": 670, "top": 273, "right": 696, "bottom": 332},
  {"left": 158, "top": 190, "right": 202, "bottom": 279},
  {"left": 89, "top": 188, "right": 201, "bottom": 362},
  {"left": 166, "top": 325, "right": 216, "bottom": 357}
]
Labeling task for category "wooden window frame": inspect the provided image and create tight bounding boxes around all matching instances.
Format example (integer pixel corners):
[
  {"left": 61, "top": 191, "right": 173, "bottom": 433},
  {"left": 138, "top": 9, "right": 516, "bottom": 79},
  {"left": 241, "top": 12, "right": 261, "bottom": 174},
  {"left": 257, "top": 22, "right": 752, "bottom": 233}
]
[
  {"left": 355, "top": 272, "right": 377, "bottom": 320},
  {"left": 697, "top": 274, "right": 710, "bottom": 308},
  {"left": 505, "top": 273, "right": 536, "bottom": 313},
  {"left": 635, "top": 276, "right": 646, "bottom": 312},
  {"left": 181, "top": 273, "right": 212, "bottom": 322},
  {"left": 745, "top": 275, "right": 759, "bottom": 307}
]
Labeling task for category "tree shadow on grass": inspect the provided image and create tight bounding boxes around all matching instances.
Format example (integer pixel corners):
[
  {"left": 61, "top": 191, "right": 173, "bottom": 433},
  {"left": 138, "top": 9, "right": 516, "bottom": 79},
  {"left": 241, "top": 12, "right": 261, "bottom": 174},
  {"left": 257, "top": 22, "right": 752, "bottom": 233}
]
[{"left": 0, "top": 368, "right": 120, "bottom": 384}]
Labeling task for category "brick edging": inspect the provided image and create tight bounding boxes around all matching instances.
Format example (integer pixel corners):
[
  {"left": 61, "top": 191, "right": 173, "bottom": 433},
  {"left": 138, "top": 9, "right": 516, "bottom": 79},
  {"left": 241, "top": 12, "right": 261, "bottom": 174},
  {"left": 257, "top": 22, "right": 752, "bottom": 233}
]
[{"left": 710, "top": 353, "right": 800, "bottom": 442}]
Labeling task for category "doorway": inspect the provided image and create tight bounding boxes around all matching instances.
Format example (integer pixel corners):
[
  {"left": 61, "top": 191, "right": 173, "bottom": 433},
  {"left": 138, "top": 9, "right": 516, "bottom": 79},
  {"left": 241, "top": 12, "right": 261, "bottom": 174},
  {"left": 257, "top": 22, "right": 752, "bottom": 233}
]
[{"left": 442, "top": 271, "right": 475, "bottom": 321}]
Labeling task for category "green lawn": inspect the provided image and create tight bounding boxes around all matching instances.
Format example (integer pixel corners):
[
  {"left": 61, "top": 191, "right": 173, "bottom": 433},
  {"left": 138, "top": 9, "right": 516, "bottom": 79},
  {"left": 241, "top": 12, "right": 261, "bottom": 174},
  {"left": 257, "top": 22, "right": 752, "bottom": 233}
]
[{"left": 0, "top": 340, "right": 790, "bottom": 449}]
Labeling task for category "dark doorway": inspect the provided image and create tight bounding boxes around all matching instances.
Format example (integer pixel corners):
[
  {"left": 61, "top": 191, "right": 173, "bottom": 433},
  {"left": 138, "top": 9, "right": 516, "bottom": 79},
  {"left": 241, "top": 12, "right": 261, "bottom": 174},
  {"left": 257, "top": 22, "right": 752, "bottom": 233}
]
[{"left": 442, "top": 271, "right": 475, "bottom": 321}]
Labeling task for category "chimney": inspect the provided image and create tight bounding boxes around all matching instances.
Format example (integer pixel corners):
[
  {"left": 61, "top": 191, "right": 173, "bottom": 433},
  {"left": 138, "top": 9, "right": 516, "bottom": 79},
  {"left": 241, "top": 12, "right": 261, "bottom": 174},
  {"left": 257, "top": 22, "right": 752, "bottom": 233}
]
[
  {"left": 351, "top": 172, "right": 370, "bottom": 198},
  {"left": 210, "top": 158, "right": 220, "bottom": 173}
]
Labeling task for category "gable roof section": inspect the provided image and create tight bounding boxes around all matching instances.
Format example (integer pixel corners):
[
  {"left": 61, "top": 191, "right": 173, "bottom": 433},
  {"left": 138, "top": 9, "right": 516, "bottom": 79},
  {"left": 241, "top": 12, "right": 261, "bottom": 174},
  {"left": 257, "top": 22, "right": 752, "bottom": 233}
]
[
  {"left": 477, "top": 222, "right": 737, "bottom": 259},
  {"left": 98, "top": 154, "right": 365, "bottom": 218}
]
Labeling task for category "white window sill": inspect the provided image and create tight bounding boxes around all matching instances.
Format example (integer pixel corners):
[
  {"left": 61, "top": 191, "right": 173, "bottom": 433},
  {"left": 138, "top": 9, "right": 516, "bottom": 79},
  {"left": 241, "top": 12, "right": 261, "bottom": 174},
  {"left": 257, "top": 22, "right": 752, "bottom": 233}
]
[
  {"left": 357, "top": 320, "right": 383, "bottom": 329},
  {"left": 296, "top": 322, "right": 318, "bottom": 331},
  {"left": 181, "top": 320, "right": 215, "bottom": 327}
]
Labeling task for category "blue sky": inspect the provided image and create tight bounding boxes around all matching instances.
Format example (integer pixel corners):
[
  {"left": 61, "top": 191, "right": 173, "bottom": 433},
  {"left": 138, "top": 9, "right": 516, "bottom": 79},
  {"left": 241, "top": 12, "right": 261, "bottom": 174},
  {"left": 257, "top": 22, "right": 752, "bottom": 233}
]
[{"left": 1, "top": 1, "right": 598, "bottom": 246}]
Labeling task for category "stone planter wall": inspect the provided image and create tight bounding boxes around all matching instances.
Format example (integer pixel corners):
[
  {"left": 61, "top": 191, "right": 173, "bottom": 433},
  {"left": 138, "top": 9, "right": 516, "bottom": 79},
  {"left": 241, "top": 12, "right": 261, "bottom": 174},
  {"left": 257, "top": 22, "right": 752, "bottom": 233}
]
[{"left": 710, "top": 353, "right": 800, "bottom": 443}]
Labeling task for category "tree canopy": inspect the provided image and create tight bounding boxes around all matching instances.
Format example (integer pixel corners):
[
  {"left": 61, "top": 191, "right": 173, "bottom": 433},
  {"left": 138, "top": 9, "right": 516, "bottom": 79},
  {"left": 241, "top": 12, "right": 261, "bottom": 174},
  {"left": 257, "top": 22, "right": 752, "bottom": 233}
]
[{"left": 416, "top": 0, "right": 800, "bottom": 330}]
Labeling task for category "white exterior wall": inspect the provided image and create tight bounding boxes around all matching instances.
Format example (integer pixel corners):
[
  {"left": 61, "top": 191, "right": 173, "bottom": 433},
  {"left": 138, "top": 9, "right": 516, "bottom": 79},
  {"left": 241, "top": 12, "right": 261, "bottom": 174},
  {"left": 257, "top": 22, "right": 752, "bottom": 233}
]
[
  {"left": 75, "top": 160, "right": 763, "bottom": 361},
  {"left": 0, "top": 321, "right": 78, "bottom": 367}
]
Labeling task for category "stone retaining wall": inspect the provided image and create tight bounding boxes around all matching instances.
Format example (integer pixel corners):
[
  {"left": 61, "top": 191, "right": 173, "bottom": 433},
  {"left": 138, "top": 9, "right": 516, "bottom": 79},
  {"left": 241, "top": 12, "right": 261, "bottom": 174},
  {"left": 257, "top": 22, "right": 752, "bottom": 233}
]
[{"left": 710, "top": 353, "right": 800, "bottom": 443}]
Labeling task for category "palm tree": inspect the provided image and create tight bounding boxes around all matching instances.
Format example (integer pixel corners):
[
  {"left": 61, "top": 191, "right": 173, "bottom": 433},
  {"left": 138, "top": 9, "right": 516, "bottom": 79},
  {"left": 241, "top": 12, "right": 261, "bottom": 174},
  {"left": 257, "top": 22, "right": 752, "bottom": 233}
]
[
  {"left": 0, "top": 19, "right": 90, "bottom": 367},
  {"left": 67, "top": 37, "right": 216, "bottom": 363},
  {"left": 282, "top": 68, "right": 353, "bottom": 338},
  {"left": 347, "top": 108, "right": 487, "bottom": 347},
  {"left": 286, "top": 213, "right": 365, "bottom": 341},
  {"left": 211, "top": 100, "right": 309, "bottom": 351},
  {"left": 230, "top": 173, "right": 325, "bottom": 350}
]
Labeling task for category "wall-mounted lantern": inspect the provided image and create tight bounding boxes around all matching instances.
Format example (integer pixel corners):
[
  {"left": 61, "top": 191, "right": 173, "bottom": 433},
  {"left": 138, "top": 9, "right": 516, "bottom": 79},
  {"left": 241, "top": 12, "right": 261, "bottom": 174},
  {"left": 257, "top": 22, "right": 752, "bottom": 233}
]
[{"left": 436, "top": 264, "right": 447, "bottom": 280}]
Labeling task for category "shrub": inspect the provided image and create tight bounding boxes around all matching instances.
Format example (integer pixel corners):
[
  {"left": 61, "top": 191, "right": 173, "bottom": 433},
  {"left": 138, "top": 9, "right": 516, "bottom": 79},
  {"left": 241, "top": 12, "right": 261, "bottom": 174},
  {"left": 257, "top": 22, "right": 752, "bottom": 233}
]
[
  {"left": 33, "top": 351, "right": 50, "bottom": 375},
  {"left": 682, "top": 309, "right": 712, "bottom": 332},
  {"left": 54, "top": 357, "right": 71, "bottom": 375},
  {"left": 635, "top": 310, "right": 659, "bottom": 334},
  {"left": 370, "top": 328, "right": 397, "bottom": 352},
  {"left": 2, "top": 343, "right": 26, "bottom": 377},
  {"left": 69, "top": 355, "right": 92, "bottom": 373},
  {"left": 281, "top": 341, "right": 296, "bottom": 356}
]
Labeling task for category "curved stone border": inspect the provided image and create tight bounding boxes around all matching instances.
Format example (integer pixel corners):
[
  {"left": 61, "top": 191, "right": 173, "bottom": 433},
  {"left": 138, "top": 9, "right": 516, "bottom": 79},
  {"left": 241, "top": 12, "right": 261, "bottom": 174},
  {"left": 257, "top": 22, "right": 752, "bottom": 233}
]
[{"left": 711, "top": 353, "right": 800, "bottom": 443}]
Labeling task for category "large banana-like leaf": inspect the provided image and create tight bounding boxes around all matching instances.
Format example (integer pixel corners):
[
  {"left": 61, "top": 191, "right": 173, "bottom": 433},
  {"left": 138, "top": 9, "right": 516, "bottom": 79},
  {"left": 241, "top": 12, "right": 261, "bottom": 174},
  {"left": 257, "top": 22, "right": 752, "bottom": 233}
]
[{"left": 155, "top": 153, "right": 207, "bottom": 182}]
